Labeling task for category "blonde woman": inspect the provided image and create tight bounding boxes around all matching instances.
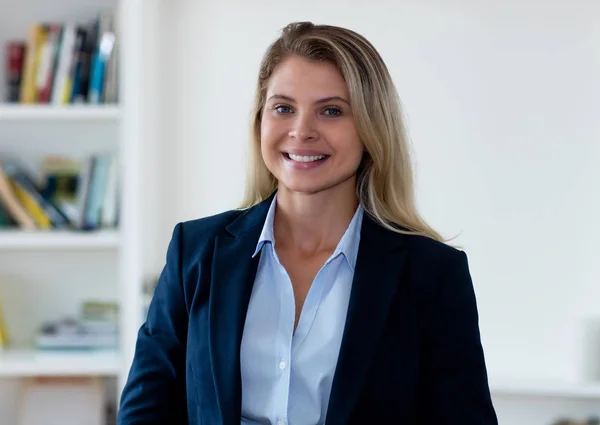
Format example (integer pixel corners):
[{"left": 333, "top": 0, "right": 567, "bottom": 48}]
[{"left": 118, "top": 22, "right": 497, "bottom": 425}]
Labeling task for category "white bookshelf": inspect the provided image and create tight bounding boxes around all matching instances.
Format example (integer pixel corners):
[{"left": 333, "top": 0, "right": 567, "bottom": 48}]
[
  {"left": 0, "top": 348, "right": 121, "bottom": 377},
  {"left": 0, "top": 0, "right": 144, "bottom": 423},
  {"left": 0, "top": 105, "right": 121, "bottom": 121},
  {"left": 0, "top": 229, "right": 121, "bottom": 249}
]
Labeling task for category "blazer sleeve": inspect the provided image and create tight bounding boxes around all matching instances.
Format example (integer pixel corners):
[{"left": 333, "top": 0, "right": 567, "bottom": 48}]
[
  {"left": 417, "top": 250, "right": 498, "bottom": 424},
  {"left": 117, "top": 223, "right": 189, "bottom": 425}
]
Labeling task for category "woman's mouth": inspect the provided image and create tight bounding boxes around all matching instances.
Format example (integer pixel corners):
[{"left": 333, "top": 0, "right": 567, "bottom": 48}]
[
  {"left": 286, "top": 153, "right": 328, "bottom": 163},
  {"left": 283, "top": 152, "right": 330, "bottom": 169}
]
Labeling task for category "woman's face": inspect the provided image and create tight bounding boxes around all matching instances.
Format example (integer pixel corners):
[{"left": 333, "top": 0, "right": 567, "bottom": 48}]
[{"left": 260, "top": 55, "right": 363, "bottom": 197}]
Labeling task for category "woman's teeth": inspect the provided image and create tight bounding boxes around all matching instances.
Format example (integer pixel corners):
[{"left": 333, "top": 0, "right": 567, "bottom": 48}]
[{"left": 288, "top": 153, "right": 326, "bottom": 163}]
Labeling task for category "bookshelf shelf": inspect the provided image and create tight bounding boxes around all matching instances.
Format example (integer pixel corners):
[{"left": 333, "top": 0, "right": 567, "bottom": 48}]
[
  {"left": 0, "top": 0, "right": 143, "bottom": 420},
  {"left": 0, "top": 348, "right": 121, "bottom": 377},
  {"left": 0, "top": 105, "right": 121, "bottom": 121},
  {"left": 490, "top": 379, "right": 600, "bottom": 399},
  {"left": 0, "top": 229, "right": 121, "bottom": 249}
]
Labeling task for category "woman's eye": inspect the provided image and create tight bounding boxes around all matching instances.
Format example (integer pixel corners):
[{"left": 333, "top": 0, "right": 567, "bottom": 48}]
[
  {"left": 323, "top": 107, "right": 342, "bottom": 117},
  {"left": 275, "top": 105, "right": 293, "bottom": 114}
]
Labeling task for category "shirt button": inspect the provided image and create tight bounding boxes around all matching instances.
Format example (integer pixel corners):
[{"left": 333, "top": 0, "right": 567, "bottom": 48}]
[
  {"left": 277, "top": 420, "right": 285, "bottom": 425},
  {"left": 279, "top": 361, "right": 286, "bottom": 370}
]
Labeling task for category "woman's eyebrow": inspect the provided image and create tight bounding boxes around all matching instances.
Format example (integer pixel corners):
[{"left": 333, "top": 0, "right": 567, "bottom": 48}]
[
  {"left": 315, "top": 96, "right": 350, "bottom": 105},
  {"left": 267, "top": 94, "right": 350, "bottom": 105},
  {"left": 268, "top": 94, "right": 295, "bottom": 102}
]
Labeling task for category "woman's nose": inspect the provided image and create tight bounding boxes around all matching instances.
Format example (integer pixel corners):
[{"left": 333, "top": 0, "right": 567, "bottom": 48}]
[{"left": 288, "top": 113, "right": 318, "bottom": 142}]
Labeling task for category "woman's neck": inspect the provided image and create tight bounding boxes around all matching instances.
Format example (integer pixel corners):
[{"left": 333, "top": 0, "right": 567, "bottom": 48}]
[{"left": 273, "top": 182, "right": 359, "bottom": 255}]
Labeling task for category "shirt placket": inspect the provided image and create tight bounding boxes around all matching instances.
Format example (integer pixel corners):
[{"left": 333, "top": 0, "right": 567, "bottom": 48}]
[{"left": 273, "top": 251, "right": 295, "bottom": 425}]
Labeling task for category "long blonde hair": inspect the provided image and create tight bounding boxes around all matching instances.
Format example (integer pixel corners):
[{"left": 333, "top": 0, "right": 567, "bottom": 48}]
[{"left": 241, "top": 21, "right": 445, "bottom": 243}]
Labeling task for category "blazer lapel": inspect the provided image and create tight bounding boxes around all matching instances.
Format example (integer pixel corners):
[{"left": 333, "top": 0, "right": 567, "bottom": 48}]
[
  {"left": 208, "top": 196, "right": 273, "bottom": 425},
  {"left": 325, "top": 215, "right": 408, "bottom": 425}
]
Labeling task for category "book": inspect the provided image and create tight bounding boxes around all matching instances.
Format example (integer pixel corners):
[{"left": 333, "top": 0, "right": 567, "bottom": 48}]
[
  {"left": 3, "top": 161, "right": 69, "bottom": 229},
  {"left": 4, "top": 41, "right": 26, "bottom": 102},
  {"left": 0, "top": 296, "right": 8, "bottom": 349},
  {"left": 36, "top": 300, "right": 119, "bottom": 351},
  {"left": 19, "top": 24, "right": 46, "bottom": 104},
  {"left": 3, "top": 10, "right": 118, "bottom": 106},
  {"left": 0, "top": 153, "right": 120, "bottom": 232},
  {"left": 0, "top": 163, "right": 36, "bottom": 230}
]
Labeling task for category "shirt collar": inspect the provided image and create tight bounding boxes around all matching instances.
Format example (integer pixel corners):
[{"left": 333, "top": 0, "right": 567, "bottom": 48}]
[
  {"left": 252, "top": 193, "right": 278, "bottom": 258},
  {"left": 252, "top": 193, "right": 364, "bottom": 272}
]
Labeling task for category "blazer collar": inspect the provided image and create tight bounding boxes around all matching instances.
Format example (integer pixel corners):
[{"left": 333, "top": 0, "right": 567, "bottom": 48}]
[
  {"left": 325, "top": 212, "right": 407, "bottom": 425},
  {"left": 209, "top": 193, "right": 407, "bottom": 425},
  {"left": 225, "top": 192, "right": 276, "bottom": 237},
  {"left": 209, "top": 193, "right": 274, "bottom": 425}
]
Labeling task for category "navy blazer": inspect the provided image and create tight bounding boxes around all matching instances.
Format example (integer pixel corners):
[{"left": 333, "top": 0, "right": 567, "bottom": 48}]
[{"left": 118, "top": 196, "right": 498, "bottom": 425}]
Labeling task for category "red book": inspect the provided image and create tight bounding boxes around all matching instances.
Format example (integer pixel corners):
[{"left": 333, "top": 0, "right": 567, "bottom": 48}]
[{"left": 5, "top": 41, "right": 26, "bottom": 103}]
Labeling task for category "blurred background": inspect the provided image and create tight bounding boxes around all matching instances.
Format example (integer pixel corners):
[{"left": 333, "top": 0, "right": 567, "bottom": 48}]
[{"left": 0, "top": 0, "right": 598, "bottom": 424}]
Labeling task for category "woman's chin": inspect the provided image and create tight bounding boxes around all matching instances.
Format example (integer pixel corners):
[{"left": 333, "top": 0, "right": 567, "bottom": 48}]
[
  {"left": 278, "top": 177, "right": 351, "bottom": 196},
  {"left": 277, "top": 181, "right": 329, "bottom": 195},
  {"left": 276, "top": 171, "right": 358, "bottom": 197}
]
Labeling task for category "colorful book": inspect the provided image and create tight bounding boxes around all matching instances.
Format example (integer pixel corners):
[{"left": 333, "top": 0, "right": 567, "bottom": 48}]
[{"left": 3, "top": 161, "right": 69, "bottom": 229}]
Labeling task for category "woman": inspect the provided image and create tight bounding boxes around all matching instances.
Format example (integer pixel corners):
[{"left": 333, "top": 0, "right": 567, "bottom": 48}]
[{"left": 118, "top": 22, "right": 498, "bottom": 425}]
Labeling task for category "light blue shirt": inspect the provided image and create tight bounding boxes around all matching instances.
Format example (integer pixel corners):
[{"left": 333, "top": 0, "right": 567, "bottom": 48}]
[{"left": 240, "top": 195, "right": 364, "bottom": 425}]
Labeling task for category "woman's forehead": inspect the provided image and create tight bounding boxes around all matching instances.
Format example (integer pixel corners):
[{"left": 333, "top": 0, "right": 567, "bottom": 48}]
[{"left": 265, "top": 56, "right": 349, "bottom": 100}]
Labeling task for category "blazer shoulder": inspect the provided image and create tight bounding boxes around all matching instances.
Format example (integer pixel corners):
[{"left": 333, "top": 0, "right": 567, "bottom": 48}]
[
  {"left": 399, "top": 233, "right": 474, "bottom": 308},
  {"left": 173, "top": 208, "right": 246, "bottom": 258},
  {"left": 402, "top": 232, "right": 467, "bottom": 272},
  {"left": 179, "top": 208, "right": 244, "bottom": 241},
  {"left": 161, "top": 209, "right": 247, "bottom": 291}
]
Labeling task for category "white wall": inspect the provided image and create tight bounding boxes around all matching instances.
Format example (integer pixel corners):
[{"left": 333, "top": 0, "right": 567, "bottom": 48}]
[
  {"left": 140, "top": 0, "right": 184, "bottom": 276},
  {"left": 145, "top": 0, "right": 600, "bottom": 423}
]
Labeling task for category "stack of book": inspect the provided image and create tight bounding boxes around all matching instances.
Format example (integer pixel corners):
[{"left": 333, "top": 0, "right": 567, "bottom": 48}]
[
  {"left": 0, "top": 153, "right": 119, "bottom": 231},
  {"left": 36, "top": 300, "right": 118, "bottom": 350},
  {"left": 4, "top": 10, "right": 117, "bottom": 105}
]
